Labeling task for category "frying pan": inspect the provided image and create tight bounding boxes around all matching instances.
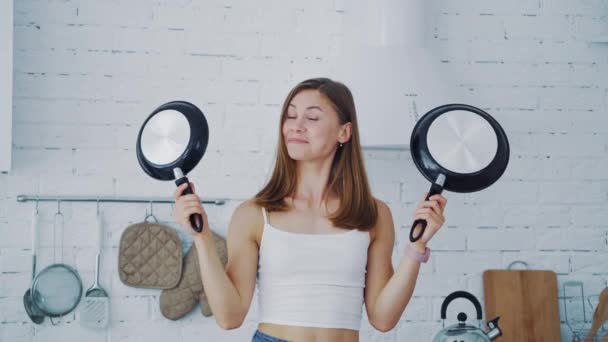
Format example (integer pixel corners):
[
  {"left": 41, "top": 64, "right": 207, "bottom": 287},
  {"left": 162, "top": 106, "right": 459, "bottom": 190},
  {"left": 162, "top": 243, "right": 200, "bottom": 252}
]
[
  {"left": 136, "top": 100, "right": 209, "bottom": 232},
  {"left": 409, "top": 104, "right": 510, "bottom": 242}
]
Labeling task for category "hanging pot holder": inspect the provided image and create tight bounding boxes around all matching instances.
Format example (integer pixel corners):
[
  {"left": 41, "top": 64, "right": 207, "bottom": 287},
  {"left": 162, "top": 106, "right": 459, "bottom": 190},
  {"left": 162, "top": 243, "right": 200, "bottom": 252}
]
[{"left": 118, "top": 222, "right": 183, "bottom": 289}]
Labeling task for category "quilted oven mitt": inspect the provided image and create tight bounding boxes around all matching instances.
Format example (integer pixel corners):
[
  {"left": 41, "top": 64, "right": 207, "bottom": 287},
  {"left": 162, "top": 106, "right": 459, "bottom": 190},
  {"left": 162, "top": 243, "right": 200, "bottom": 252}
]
[{"left": 160, "top": 230, "right": 228, "bottom": 320}]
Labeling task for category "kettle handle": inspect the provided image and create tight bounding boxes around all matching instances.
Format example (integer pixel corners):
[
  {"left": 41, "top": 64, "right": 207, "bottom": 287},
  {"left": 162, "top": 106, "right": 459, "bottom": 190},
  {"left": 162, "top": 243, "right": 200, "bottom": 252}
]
[{"left": 440, "top": 290, "right": 483, "bottom": 320}]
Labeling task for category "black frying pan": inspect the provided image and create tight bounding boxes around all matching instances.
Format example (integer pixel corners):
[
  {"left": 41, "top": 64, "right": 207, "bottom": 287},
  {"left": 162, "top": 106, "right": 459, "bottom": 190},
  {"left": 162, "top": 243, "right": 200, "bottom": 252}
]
[
  {"left": 136, "top": 100, "right": 209, "bottom": 232},
  {"left": 409, "top": 104, "right": 510, "bottom": 242}
]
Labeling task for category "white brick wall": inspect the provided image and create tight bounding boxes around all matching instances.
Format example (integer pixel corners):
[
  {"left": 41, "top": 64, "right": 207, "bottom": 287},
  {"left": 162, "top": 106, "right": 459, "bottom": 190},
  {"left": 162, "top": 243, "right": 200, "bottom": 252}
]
[{"left": 1, "top": 0, "right": 607, "bottom": 341}]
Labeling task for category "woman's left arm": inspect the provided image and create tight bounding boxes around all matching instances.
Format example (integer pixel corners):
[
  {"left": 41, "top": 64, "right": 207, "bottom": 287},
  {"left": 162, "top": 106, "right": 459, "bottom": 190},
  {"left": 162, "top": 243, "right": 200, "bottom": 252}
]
[{"left": 364, "top": 194, "right": 447, "bottom": 332}]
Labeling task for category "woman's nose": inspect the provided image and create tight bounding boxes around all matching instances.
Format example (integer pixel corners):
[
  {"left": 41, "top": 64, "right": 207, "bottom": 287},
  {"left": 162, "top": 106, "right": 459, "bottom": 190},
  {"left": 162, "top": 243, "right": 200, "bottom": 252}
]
[{"left": 290, "top": 117, "right": 306, "bottom": 132}]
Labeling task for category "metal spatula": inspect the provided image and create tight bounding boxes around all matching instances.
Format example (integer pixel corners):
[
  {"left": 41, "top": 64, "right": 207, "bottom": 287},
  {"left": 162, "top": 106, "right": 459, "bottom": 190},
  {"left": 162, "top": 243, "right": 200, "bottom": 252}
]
[{"left": 80, "top": 209, "right": 110, "bottom": 328}]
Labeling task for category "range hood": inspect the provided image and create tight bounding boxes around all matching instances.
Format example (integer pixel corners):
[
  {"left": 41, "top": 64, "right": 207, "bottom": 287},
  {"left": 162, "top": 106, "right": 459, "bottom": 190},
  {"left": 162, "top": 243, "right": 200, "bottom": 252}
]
[{"left": 328, "top": 0, "right": 458, "bottom": 150}]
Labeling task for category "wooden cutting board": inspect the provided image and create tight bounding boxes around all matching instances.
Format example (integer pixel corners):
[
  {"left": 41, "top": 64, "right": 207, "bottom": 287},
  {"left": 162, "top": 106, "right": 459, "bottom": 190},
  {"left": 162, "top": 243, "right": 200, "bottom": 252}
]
[{"left": 483, "top": 269, "right": 561, "bottom": 342}]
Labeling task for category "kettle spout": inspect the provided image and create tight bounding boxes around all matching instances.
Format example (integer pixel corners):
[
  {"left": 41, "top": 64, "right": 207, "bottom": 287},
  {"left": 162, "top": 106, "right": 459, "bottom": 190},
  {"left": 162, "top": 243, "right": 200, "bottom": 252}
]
[{"left": 486, "top": 316, "right": 503, "bottom": 340}]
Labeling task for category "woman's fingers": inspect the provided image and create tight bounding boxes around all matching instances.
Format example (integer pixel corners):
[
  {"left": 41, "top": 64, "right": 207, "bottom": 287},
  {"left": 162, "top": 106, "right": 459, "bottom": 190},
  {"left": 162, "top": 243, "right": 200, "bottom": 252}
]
[{"left": 419, "top": 200, "right": 443, "bottom": 215}]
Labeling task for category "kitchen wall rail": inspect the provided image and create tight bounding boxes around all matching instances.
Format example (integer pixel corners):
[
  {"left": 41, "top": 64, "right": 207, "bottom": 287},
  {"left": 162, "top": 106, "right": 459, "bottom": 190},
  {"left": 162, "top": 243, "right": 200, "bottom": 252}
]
[{"left": 16, "top": 195, "right": 227, "bottom": 205}]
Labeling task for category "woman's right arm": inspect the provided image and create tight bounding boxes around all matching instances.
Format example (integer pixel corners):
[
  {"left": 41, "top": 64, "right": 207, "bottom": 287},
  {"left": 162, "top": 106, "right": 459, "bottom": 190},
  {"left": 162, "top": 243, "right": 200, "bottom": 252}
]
[{"left": 173, "top": 183, "right": 260, "bottom": 329}]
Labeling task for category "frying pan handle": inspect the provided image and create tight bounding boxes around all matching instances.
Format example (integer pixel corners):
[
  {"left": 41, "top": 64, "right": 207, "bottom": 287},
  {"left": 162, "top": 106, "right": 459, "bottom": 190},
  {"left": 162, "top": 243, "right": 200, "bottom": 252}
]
[
  {"left": 175, "top": 176, "right": 204, "bottom": 233},
  {"left": 409, "top": 182, "right": 444, "bottom": 242}
]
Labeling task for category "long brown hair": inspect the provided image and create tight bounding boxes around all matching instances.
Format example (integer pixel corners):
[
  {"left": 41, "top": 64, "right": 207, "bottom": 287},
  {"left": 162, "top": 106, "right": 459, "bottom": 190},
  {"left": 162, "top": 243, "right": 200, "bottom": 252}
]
[{"left": 254, "top": 78, "right": 378, "bottom": 231}]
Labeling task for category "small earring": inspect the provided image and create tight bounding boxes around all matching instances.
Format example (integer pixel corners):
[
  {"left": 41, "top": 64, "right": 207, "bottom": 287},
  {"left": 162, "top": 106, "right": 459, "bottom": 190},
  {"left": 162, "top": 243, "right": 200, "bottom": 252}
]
[{"left": 339, "top": 143, "right": 343, "bottom": 147}]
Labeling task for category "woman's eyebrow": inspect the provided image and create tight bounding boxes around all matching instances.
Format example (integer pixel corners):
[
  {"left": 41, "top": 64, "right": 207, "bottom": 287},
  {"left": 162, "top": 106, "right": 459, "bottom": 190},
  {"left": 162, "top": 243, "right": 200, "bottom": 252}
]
[{"left": 288, "top": 104, "right": 324, "bottom": 112}]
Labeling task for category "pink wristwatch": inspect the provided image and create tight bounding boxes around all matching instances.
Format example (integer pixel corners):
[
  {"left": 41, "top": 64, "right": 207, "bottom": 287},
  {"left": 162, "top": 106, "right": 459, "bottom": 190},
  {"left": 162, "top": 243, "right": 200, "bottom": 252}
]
[{"left": 405, "top": 244, "right": 431, "bottom": 263}]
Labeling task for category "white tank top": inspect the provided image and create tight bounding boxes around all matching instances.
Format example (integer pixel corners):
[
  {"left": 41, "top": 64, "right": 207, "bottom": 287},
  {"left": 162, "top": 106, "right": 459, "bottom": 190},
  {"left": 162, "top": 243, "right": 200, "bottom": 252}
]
[{"left": 256, "top": 207, "right": 370, "bottom": 331}]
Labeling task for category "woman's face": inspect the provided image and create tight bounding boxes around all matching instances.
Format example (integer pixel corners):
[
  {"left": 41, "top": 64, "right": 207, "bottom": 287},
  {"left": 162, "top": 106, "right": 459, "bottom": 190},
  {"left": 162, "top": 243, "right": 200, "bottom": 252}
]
[{"left": 282, "top": 89, "right": 348, "bottom": 161}]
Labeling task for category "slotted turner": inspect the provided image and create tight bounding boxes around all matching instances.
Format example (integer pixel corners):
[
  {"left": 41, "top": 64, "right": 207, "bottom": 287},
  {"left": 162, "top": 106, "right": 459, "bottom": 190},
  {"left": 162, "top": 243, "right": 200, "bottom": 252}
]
[{"left": 80, "top": 209, "right": 110, "bottom": 328}]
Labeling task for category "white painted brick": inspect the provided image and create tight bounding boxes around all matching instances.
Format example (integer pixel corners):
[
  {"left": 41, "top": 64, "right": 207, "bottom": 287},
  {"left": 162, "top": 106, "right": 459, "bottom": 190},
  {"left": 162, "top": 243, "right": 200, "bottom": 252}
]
[
  {"left": 184, "top": 32, "right": 260, "bottom": 57},
  {"left": 435, "top": 14, "right": 505, "bottom": 40},
  {"left": 0, "top": 297, "right": 30, "bottom": 323},
  {"left": 536, "top": 227, "right": 607, "bottom": 251},
  {"left": 0, "top": 273, "right": 30, "bottom": 298},
  {"left": 462, "top": 86, "right": 539, "bottom": 110},
  {"left": 433, "top": 200, "right": 473, "bottom": 228},
  {"left": 574, "top": 16, "right": 608, "bottom": 41},
  {"left": 539, "top": 181, "right": 607, "bottom": 204},
  {"left": 0, "top": 221, "right": 31, "bottom": 249},
  {"left": 0, "top": 249, "right": 31, "bottom": 273},
  {"left": 504, "top": 14, "right": 574, "bottom": 40},
  {"left": 296, "top": 9, "right": 344, "bottom": 36},
  {"left": 151, "top": 3, "right": 225, "bottom": 30},
  {"left": 13, "top": 98, "right": 143, "bottom": 126},
  {"left": 470, "top": 204, "right": 506, "bottom": 228},
  {"left": 110, "top": 296, "right": 151, "bottom": 322},
  {"left": 39, "top": 175, "right": 114, "bottom": 198},
  {"left": 369, "top": 182, "right": 400, "bottom": 204},
  {"left": 75, "top": 0, "right": 154, "bottom": 26},
  {"left": 109, "top": 321, "right": 181, "bottom": 342},
  {"left": 539, "top": 87, "right": 605, "bottom": 112},
  {"left": 435, "top": 251, "right": 502, "bottom": 274},
  {"left": 496, "top": 110, "right": 608, "bottom": 135},
  {"left": 571, "top": 205, "right": 608, "bottom": 226},
  {"left": 469, "top": 39, "right": 602, "bottom": 64},
  {"left": 431, "top": 0, "right": 541, "bottom": 15},
  {"left": 0, "top": 322, "right": 34, "bottom": 342},
  {"left": 422, "top": 227, "right": 467, "bottom": 251},
  {"left": 570, "top": 252, "right": 608, "bottom": 273},
  {"left": 466, "top": 179, "right": 539, "bottom": 205},
  {"left": 428, "top": 39, "right": 471, "bottom": 63},
  {"left": 259, "top": 81, "right": 294, "bottom": 106},
  {"left": 259, "top": 32, "right": 332, "bottom": 59},
  {"left": 14, "top": 0, "right": 77, "bottom": 25},
  {"left": 542, "top": 0, "right": 608, "bottom": 16},
  {"left": 224, "top": 7, "right": 297, "bottom": 34},
  {"left": 412, "top": 273, "right": 466, "bottom": 296},
  {"left": 396, "top": 297, "right": 432, "bottom": 321},
  {"left": 468, "top": 228, "right": 536, "bottom": 251},
  {"left": 507, "top": 204, "right": 549, "bottom": 228},
  {"left": 11, "top": 148, "right": 72, "bottom": 177},
  {"left": 34, "top": 324, "right": 106, "bottom": 342},
  {"left": 534, "top": 205, "right": 573, "bottom": 227},
  {"left": 571, "top": 158, "right": 608, "bottom": 180},
  {"left": 222, "top": 57, "right": 290, "bottom": 82},
  {"left": 396, "top": 322, "right": 437, "bottom": 342}
]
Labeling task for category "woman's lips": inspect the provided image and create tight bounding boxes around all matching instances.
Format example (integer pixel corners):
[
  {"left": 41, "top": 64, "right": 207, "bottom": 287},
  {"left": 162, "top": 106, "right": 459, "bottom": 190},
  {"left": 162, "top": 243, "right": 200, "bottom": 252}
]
[{"left": 287, "top": 138, "right": 308, "bottom": 144}]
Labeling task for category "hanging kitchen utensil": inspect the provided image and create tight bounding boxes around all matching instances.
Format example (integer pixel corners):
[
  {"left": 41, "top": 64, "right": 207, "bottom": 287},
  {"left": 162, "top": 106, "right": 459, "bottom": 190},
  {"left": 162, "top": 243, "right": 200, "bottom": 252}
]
[
  {"left": 432, "top": 290, "right": 502, "bottom": 342},
  {"left": 23, "top": 201, "right": 45, "bottom": 324},
  {"left": 564, "top": 281, "right": 589, "bottom": 341},
  {"left": 79, "top": 202, "right": 110, "bottom": 328},
  {"left": 587, "top": 288, "right": 608, "bottom": 341},
  {"left": 31, "top": 199, "right": 83, "bottom": 325},
  {"left": 409, "top": 104, "right": 510, "bottom": 242},
  {"left": 136, "top": 100, "right": 209, "bottom": 232}
]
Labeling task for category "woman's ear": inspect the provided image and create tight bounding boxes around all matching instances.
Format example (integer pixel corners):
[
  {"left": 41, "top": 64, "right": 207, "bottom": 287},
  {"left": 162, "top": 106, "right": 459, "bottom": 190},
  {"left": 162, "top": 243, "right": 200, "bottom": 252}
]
[{"left": 339, "top": 122, "right": 352, "bottom": 143}]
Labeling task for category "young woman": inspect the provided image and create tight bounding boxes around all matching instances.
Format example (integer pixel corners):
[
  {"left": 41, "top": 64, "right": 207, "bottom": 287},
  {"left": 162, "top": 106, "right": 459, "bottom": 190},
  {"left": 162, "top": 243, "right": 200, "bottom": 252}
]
[{"left": 173, "top": 78, "right": 447, "bottom": 342}]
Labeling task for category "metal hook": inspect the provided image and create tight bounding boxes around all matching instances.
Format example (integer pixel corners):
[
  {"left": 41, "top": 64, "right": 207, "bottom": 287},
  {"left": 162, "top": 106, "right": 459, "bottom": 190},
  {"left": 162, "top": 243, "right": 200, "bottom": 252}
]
[
  {"left": 145, "top": 201, "right": 158, "bottom": 223},
  {"left": 35, "top": 195, "right": 39, "bottom": 215},
  {"left": 55, "top": 198, "right": 62, "bottom": 216},
  {"left": 96, "top": 197, "right": 100, "bottom": 217}
]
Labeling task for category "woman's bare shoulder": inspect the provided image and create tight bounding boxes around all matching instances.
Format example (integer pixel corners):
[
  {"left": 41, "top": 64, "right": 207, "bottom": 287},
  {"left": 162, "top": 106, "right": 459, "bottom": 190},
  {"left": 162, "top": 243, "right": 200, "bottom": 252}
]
[
  {"left": 229, "top": 198, "right": 265, "bottom": 241},
  {"left": 370, "top": 197, "right": 392, "bottom": 241}
]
